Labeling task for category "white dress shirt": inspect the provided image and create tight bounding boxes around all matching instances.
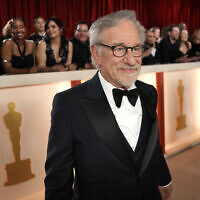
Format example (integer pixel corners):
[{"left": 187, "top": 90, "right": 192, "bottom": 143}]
[{"left": 98, "top": 72, "right": 142, "bottom": 151}]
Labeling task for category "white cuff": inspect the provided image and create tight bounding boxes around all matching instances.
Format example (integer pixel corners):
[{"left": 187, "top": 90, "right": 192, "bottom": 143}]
[{"left": 159, "top": 181, "right": 172, "bottom": 188}]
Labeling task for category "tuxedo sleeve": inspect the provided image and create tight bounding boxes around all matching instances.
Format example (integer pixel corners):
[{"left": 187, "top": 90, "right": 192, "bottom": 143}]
[
  {"left": 153, "top": 86, "right": 172, "bottom": 186},
  {"left": 157, "top": 144, "right": 172, "bottom": 186},
  {"left": 45, "top": 93, "right": 74, "bottom": 200}
]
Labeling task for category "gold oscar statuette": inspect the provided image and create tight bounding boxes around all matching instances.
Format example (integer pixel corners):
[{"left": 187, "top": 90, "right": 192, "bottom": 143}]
[
  {"left": 176, "top": 80, "right": 187, "bottom": 130},
  {"left": 3, "top": 102, "right": 35, "bottom": 186}
]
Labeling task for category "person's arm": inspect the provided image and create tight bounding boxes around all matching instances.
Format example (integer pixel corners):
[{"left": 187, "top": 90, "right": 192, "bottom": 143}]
[
  {"left": 158, "top": 151, "right": 172, "bottom": 200},
  {"left": 31, "top": 41, "right": 36, "bottom": 66},
  {"left": 175, "top": 55, "right": 188, "bottom": 63},
  {"left": 65, "top": 41, "right": 73, "bottom": 66},
  {"left": 1, "top": 39, "right": 35, "bottom": 74},
  {"left": 157, "top": 143, "right": 172, "bottom": 200},
  {"left": 28, "top": 40, "right": 40, "bottom": 73},
  {"left": 188, "top": 41, "right": 192, "bottom": 50},
  {"left": 65, "top": 41, "right": 77, "bottom": 71},
  {"left": 142, "top": 48, "right": 153, "bottom": 59},
  {"left": 152, "top": 87, "right": 172, "bottom": 200},
  {"left": 187, "top": 56, "right": 200, "bottom": 62},
  {"left": 36, "top": 40, "right": 49, "bottom": 72},
  {"left": 45, "top": 93, "right": 74, "bottom": 200},
  {"left": 36, "top": 40, "right": 69, "bottom": 72}
]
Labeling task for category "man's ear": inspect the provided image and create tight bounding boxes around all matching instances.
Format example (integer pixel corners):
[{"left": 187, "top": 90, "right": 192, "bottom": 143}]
[{"left": 90, "top": 45, "right": 101, "bottom": 66}]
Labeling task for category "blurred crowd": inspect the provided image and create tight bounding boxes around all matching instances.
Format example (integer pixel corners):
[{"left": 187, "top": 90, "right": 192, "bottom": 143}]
[
  {"left": 0, "top": 17, "right": 200, "bottom": 75},
  {"left": 142, "top": 23, "right": 200, "bottom": 65}
]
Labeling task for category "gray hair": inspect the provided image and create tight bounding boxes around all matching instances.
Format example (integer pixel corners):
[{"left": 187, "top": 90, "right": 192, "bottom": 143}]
[
  {"left": 89, "top": 10, "right": 145, "bottom": 66},
  {"left": 89, "top": 10, "right": 145, "bottom": 46}
]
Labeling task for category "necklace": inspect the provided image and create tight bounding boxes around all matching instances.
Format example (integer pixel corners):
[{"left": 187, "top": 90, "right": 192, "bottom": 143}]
[{"left": 13, "top": 39, "right": 26, "bottom": 59}]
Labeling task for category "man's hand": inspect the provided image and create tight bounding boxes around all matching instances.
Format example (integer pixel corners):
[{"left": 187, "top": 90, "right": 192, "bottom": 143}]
[
  {"left": 142, "top": 48, "right": 153, "bottom": 58},
  {"left": 158, "top": 184, "right": 172, "bottom": 200}
]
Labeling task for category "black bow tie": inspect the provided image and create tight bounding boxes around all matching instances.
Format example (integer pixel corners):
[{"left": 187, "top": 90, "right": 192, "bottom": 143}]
[{"left": 112, "top": 88, "right": 139, "bottom": 108}]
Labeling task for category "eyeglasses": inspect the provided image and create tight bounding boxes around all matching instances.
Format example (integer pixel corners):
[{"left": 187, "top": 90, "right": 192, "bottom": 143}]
[
  {"left": 76, "top": 29, "right": 88, "bottom": 33},
  {"left": 96, "top": 43, "right": 144, "bottom": 57}
]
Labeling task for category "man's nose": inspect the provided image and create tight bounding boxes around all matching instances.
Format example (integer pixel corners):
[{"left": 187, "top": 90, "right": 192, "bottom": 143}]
[{"left": 123, "top": 49, "right": 138, "bottom": 65}]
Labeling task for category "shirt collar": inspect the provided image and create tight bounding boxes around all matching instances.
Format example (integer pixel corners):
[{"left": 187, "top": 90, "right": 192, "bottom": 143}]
[{"left": 37, "top": 32, "right": 46, "bottom": 37}]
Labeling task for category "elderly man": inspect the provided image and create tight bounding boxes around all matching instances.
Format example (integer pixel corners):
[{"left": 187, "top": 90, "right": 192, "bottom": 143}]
[
  {"left": 45, "top": 10, "right": 172, "bottom": 200},
  {"left": 71, "top": 21, "right": 94, "bottom": 69}
]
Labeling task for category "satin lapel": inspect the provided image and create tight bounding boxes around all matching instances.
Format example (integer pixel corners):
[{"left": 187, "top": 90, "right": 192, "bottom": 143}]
[
  {"left": 139, "top": 118, "right": 159, "bottom": 176},
  {"left": 134, "top": 94, "right": 149, "bottom": 152},
  {"left": 136, "top": 81, "right": 157, "bottom": 121},
  {"left": 78, "top": 73, "right": 136, "bottom": 170},
  {"left": 136, "top": 81, "right": 159, "bottom": 176}
]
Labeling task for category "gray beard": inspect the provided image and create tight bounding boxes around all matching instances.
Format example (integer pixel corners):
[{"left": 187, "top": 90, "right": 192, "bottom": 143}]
[{"left": 115, "top": 65, "right": 140, "bottom": 88}]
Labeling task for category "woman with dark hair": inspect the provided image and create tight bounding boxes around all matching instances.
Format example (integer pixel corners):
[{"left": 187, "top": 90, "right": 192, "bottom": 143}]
[
  {"left": 187, "top": 29, "right": 200, "bottom": 61},
  {"left": 36, "top": 17, "right": 74, "bottom": 72},
  {"left": 175, "top": 29, "right": 192, "bottom": 62},
  {"left": 176, "top": 29, "right": 200, "bottom": 62},
  {"left": 1, "top": 18, "right": 38, "bottom": 74},
  {"left": 151, "top": 26, "right": 161, "bottom": 43}
]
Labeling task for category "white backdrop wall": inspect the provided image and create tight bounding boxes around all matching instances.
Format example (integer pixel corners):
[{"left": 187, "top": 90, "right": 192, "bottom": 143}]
[{"left": 0, "top": 64, "right": 200, "bottom": 199}]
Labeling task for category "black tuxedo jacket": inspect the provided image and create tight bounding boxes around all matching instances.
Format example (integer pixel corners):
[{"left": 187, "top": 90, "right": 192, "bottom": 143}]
[{"left": 45, "top": 72, "right": 171, "bottom": 200}]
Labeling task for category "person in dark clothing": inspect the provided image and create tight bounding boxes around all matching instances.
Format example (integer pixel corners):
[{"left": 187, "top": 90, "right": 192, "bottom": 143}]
[
  {"left": 175, "top": 29, "right": 193, "bottom": 63},
  {"left": 45, "top": 10, "right": 172, "bottom": 200},
  {"left": 158, "top": 24, "right": 180, "bottom": 64},
  {"left": 1, "top": 18, "right": 38, "bottom": 74},
  {"left": 188, "top": 29, "right": 200, "bottom": 61},
  {"left": 36, "top": 17, "right": 74, "bottom": 72},
  {"left": 142, "top": 30, "right": 160, "bottom": 65},
  {"left": 28, "top": 17, "right": 46, "bottom": 46},
  {"left": 71, "top": 21, "right": 94, "bottom": 70}
]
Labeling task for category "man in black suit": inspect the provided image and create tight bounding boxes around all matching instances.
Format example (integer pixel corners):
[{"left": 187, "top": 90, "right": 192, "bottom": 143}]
[
  {"left": 45, "top": 10, "right": 172, "bottom": 200},
  {"left": 158, "top": 24, "right": 180, "bottom": 64},
  {"left": 71, "top": 21, "right": 94, "bottom": 70}
]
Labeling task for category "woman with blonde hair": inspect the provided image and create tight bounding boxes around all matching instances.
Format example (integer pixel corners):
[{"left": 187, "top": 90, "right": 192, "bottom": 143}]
[
  {"left": 175, "top": 29, "right": 192, "bottom": 62},
  {"left": 2, "top": 19, "right": 13, "bottom": 38}
]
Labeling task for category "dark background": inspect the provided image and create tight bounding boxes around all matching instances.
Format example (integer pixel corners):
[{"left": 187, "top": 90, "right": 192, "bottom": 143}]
[{"left": 0, "top": 0, "right": 200, "bottom": 38}]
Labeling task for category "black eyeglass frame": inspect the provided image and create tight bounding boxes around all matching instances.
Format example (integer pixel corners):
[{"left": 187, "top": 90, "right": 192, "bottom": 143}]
[{"left": 96, "top": 43, "right": 144, "bottom": 57}]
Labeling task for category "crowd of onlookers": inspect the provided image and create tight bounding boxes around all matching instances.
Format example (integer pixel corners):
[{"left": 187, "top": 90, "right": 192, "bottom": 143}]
[
  {"left": 142, "top": 23, "right": 200, "bottom": 65},
  {"left": 0, "top": 17, "right": 94, "bottom": 75},
  {"left": 0, "top": 17, "right": 200, "bottom": 75}
]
